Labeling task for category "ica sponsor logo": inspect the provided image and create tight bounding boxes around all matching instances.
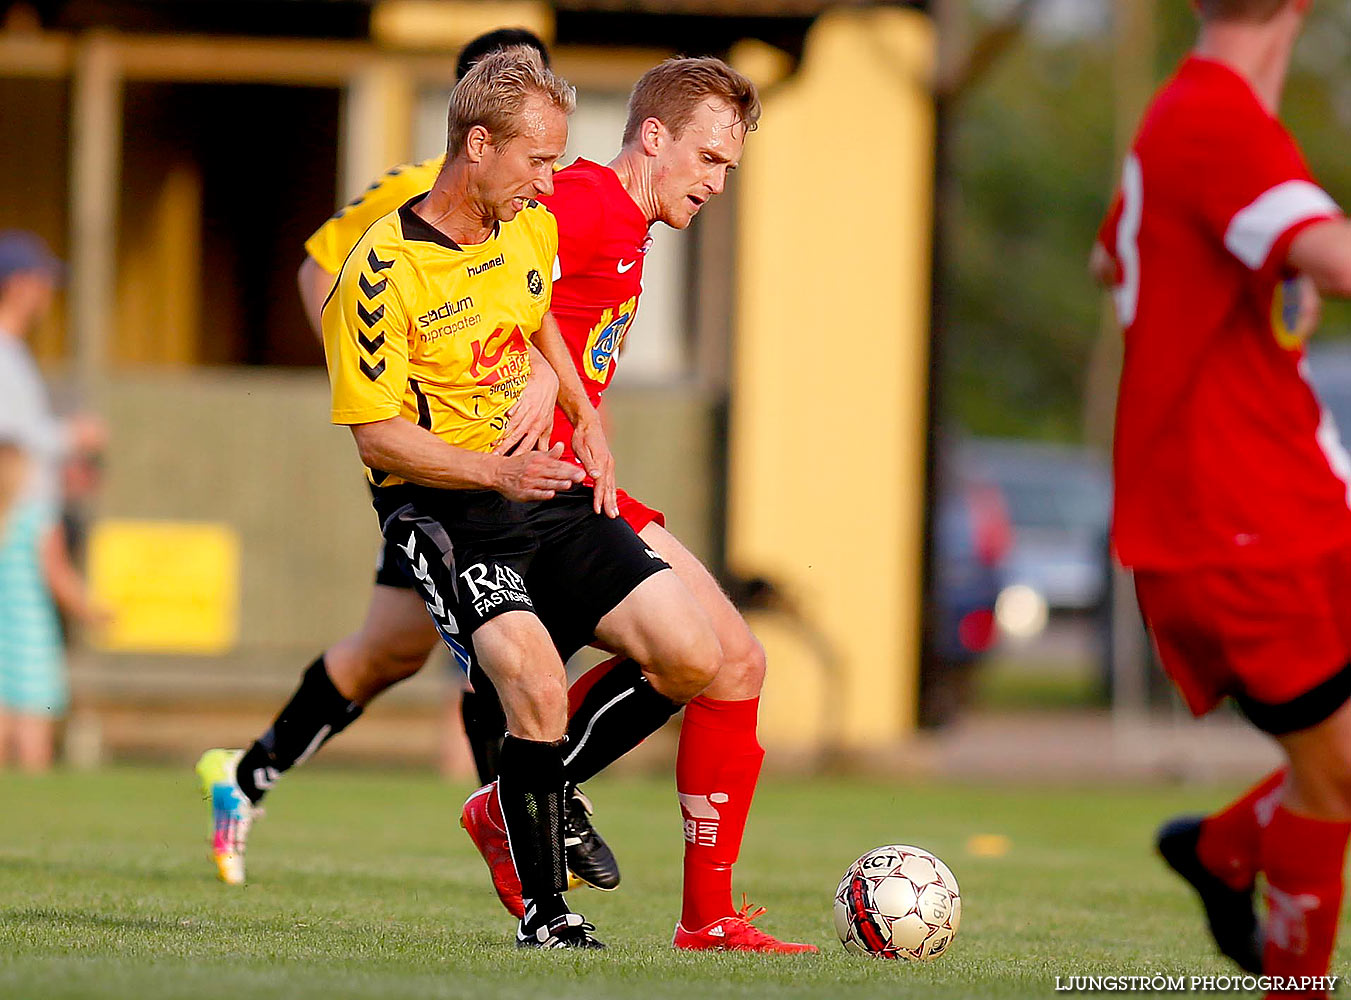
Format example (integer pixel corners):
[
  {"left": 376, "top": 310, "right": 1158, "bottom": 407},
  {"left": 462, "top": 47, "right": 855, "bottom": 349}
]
[
  {"left": 468, "top": 325, "right": 529, "bottom": 382},
  {"left": 583, "top": 296, "right": 637, "bottom": 383}
]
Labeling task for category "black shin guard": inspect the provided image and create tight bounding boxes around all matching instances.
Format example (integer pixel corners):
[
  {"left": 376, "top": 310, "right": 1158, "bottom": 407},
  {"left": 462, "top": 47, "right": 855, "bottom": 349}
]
[
  {"left": 462, "top": 666, "right": 507, "bottom": 785},
  {"left": 562, "top": 659, "right": 681, "bottom": 786},
  {"left": 235, "top": 656, "right": 362, "bottom": 804},
  {"left": 498, "top": 734, "right": 568, "bottom": 909}
]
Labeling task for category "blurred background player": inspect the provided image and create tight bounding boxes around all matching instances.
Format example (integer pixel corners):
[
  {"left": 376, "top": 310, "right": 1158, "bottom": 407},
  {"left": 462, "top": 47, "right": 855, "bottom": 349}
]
[
  {"left": 1094, "top": 0, "right": 1351, "bottom": 992},
  {"left": 0, "top": 230, "right": 106, "bottom": 771}
]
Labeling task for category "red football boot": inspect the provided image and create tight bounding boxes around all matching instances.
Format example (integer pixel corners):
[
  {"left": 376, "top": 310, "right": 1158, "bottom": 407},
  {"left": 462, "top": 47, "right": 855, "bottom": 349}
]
[
  {"left": 460, "top": 782, "right": 524, "bottom": 918},
  {"left": 672, "top": 898, "right": 819, "bottom": 954}
]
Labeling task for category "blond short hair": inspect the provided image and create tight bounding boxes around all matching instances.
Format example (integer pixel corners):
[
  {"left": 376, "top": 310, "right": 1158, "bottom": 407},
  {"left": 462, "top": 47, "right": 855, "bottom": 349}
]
[
  {"left": 447, "top": 46, "right": 576, "bottom": 158},
  {"left": 622, "top": 57, "right": 760, "bottom": 146}
]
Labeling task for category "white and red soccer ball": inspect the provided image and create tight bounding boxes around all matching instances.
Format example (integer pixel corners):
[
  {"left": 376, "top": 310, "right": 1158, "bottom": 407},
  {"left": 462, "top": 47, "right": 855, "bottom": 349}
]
[{"left": 834, "top": 845, "right": 961, "bottom": 960}]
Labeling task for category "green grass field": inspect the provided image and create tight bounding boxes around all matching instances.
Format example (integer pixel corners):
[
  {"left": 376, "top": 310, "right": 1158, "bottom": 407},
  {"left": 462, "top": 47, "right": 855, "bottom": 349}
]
[{"left": 0, "top": 767, "right": 1336, "bottom": 999}]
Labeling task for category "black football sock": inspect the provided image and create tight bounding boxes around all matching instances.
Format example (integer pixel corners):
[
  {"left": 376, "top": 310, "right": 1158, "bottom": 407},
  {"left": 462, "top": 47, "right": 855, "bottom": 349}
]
[
  {"left": 462, "top": 667, "right": 507, "bottom": 785},
  {"left": 234, "top": 655, "right": 362, "bottom": 805},
  {"left": 498, "top": 734, "right": 568, "bottom": 923},
  {"left": 561, "top": 659, "right": 682, "bottom": 785}
]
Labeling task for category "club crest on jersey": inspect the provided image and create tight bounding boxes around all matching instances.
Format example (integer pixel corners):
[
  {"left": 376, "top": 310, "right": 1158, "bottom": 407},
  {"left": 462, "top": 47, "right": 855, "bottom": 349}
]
[
  {"left": 526, "top": 268, "right": 544, "bottom": 298},
  {"left": 1271, "top": 277, "right": 1305, "bottom": 352},
  {"left": 583, "top": 296, "right": 637, "bottom": 383}
]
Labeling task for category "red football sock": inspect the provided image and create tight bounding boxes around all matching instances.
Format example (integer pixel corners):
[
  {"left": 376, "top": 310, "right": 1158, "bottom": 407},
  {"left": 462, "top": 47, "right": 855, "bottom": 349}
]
[
  {"left": 676, "top": 695, "right": 765, "bottom": 930},
  {"left": 1197, "top": 768, "right": 1287, "bottom": 890},
  {"left": 567, "top": 655, "right": 626, "bottom": 718},
  {"left": 1259, "top": 804, "right": 1351, "bottom": 998}
]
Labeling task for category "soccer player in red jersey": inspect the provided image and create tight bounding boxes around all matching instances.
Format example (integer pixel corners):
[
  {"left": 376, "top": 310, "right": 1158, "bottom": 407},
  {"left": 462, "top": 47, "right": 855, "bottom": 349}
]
[
  {"left": 1094, "top": 2, "right": 1351, "bottom": 993},
  {"left": 473, "top": 58, "right": 815, "bottom": 953},
  {"left": 199, "top": 44, "right": 813, "bottom": 953}
]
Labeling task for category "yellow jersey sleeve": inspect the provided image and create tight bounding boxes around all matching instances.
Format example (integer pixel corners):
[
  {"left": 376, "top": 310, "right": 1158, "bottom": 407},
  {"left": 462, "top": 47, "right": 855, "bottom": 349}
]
[
  {"left": 304, "top": 155, "right": 446, "bottom": 274},
  {"left": 524, "top": 204, "right": 560, "bottom": 334},
  {"left": 323, "top": 217, "right": 412, "bottom": 425}
]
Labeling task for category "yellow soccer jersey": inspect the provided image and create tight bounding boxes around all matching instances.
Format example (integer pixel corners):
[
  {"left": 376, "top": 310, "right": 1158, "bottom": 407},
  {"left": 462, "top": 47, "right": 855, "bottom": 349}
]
[
  {"left": 305, "top": 155, "right": 447, "bottom": 274},
  {"left": 324, "top": 196, "right": 558, "bottom": 485}
]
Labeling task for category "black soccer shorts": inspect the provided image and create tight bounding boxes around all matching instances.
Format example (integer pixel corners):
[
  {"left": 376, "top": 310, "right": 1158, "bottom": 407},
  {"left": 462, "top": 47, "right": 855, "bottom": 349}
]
[{"left": 372, "top": 484, "right": 670, "bottom": 663}]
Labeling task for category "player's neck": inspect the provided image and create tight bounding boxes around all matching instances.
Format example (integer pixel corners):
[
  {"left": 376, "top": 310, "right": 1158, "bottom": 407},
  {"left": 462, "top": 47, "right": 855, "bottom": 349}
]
[
  {"left": 1194, "top": 20, "right": 1296, "bottom": 115},
  {"left": 607, "top": 149, "right": 660, "bottom": 227},
  {"left": 414, "top": 169, "right": 497, "bottom": 246}
]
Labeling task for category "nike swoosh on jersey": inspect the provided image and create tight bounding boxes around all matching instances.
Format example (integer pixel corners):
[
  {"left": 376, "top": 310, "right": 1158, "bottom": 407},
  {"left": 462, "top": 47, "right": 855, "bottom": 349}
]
[{"left": 617, "top": 259, "right": 637, "bottom": 273}]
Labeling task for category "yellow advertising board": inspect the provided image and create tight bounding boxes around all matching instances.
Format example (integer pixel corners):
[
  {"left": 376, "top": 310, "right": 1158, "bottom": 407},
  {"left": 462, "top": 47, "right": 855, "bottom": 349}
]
[{"left": 88, "top": 519, "right": 240, "bottom": 654}]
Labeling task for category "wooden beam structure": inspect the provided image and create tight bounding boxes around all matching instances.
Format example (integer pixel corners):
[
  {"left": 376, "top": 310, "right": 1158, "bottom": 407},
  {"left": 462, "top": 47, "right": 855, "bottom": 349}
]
[
  {"left": 0, "top": 29, "right": 662, "bottom": 90},
  {"left": 68, "top": 31, "right": 122, "bottom": 396}
]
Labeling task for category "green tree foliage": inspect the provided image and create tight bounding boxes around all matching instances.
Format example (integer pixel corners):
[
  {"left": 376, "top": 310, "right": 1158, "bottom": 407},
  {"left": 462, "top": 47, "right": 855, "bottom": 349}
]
[{"left": 942, "top": 3, "right": 1351, "bottom": 443}]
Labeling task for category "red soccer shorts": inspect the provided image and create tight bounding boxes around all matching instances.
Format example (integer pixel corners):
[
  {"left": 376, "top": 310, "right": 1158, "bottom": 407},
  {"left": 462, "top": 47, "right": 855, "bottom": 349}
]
[
  {"left": 617, "top": 488, "right": 665, "bottom": 535},
  {"left": 1134, "top": 546, "right": 1351, "bottom": 734}
]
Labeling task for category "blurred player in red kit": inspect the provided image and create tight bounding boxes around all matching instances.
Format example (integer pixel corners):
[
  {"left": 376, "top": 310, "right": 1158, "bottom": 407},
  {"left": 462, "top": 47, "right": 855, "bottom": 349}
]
[{"left": 1095, "top": 2, "right": 1351, "bottom": 994}]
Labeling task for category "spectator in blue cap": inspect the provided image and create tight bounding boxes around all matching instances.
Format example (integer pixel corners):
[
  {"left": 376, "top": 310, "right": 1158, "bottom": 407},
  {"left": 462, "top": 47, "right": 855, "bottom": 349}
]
[{"left": 0, "top": 230, "right": 106, "bottom": 772}]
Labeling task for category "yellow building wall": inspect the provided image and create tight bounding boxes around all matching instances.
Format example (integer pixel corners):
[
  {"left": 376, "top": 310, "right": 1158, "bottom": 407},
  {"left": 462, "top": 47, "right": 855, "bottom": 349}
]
[{"left": 730, "top": 7, "right": 935, "bottom": 751}]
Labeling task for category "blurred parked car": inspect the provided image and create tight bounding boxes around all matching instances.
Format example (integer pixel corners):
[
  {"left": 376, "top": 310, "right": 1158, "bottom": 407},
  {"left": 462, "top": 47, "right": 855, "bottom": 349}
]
[
  {"left": 961, "top": 439, "right": 1112, "bottom": 640},
  {"left": 920, "top": 448, "right": 1011, "bottom": 726},
  {"left": 933, "top": 467, "right": 1010, "bottom": 664}
]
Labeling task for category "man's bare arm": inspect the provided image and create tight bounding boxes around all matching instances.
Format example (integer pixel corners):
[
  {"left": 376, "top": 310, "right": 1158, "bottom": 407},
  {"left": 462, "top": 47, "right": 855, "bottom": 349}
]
[
  {"left": 1288, "top": 219, "right": 1351, "bottom": 299},
  {"left": 530, "top": 312, "right": 618, "bottom": 516},
  {"left": 531, "top": 312, "right": 597, "bottom": 428},
  {"left": 298, "top": 256, "right": 336, "bottom": 340},
  {"left": 350, "top": 417, "right": 582, "bottom": 501},
  {"left": 1089, "top": 241, "right": 1116, "bottom": 289}
]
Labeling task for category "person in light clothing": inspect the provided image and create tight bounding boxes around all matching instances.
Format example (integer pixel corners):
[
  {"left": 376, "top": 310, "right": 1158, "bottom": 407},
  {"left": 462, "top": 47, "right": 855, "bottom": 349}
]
[{"left": 0, "top": 231, "right": 105, "bottom": 771}]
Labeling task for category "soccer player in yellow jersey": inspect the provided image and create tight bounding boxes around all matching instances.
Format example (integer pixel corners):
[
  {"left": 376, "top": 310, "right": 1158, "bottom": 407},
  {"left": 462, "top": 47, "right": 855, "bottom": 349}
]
[
  {"left": 200, "top": 34, "right": 813, "bottom": 953},
  {"left": 199, "top": 28, "right": 626, "bottom": 899},
  {"left": 313, "top": 48, "right": 721, "bottom": 949}
]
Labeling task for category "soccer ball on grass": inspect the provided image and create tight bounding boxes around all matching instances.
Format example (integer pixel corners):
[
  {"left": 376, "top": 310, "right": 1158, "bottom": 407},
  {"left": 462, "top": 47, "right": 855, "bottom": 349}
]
[{"left": 833, "top": 844, "right": 961, "bottom": 960}]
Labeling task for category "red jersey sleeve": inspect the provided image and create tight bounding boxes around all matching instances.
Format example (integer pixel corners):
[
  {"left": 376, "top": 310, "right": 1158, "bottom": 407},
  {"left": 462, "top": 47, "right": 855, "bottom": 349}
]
[
  {"left": 544, "top": 168, "right": 605, "bottom": 282},
  {"left": 1193, "top": 113, "right": 1340, "bottom": 283}
]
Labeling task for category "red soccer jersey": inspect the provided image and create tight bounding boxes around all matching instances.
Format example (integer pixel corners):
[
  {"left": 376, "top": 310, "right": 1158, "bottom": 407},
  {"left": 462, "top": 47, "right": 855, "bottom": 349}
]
[
  {"left": 540, "top": 158, "right": 650, "bottom": 469},
  {"left": 1098, "top": 55, "right": 1349, "bottom": 570}
]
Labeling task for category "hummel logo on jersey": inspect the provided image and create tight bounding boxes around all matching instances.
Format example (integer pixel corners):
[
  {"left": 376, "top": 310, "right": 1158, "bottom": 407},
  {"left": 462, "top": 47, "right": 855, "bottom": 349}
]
[
  {"left": 617, "top": 259, "right": 637, "bottom": 273},
  {"left": 467, "top": 254, "right": 504, "bottom": 277}
]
